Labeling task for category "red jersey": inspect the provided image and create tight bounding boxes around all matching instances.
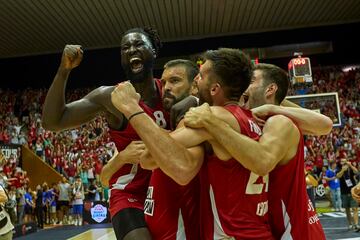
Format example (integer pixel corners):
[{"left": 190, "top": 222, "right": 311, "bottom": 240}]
[
  {"left": 144, "top": 169, "right": 200, "bottom": 240},
  {"left": 108, "top": 79, "right": 169, "bottom": 218},
  {"left": 268, "top": 125, "right": 325, "bottom": 239},
  {"left": 202, "top": 105, "right": 273, "bottom": 240}
]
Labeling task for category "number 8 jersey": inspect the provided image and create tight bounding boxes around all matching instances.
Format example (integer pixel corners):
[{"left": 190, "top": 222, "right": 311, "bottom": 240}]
[
  {"left": 201, "top": 105, "right": 273, "bottom": 240},
  {"left": 108, "top": 79, "right": 169, "bottom": 218}
]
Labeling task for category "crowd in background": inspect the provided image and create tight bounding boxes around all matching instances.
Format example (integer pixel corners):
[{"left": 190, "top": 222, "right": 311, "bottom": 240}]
[{"left": 0, "top": 88, "right": 114, "bottom": 227}]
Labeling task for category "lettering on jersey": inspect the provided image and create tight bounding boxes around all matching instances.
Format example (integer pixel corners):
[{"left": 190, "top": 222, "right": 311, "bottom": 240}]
[
  {"left": 307, "top": 198, "right": 315, "bottom": 212},
  {"left": 256, "top": 200, "right": 268, "bottom": 217},
  {"left": 308, "top": 213, "right": 320, "bottom": 225},
  {"left": 307, "top": 199, "right": 320, "bottom": 224},
  {"left": 153, "top": 111, "right": 167, "bottom": 128},
  {"left": 245, "top": 172, "right": 269, "bottom": 194},
  {"left": 144, "top": 186, "right": 155, "bottom": 216},
  {"left": 248, "top": 119, "right": 262, "bottom": 136}
]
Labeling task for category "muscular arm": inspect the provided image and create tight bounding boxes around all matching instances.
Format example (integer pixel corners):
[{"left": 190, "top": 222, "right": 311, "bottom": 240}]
[
  {"left": 42, "top": 45, "right": 123, "bottom": 131},
  {"left": 253, "top": 102, "right": 333, "bottom": 136},
  {"left": 269, "top": 104, "right": 332, "bottom": 135},
  {"left": 42, "top": 68, "right": 114, "bottom": 131},
  {"left": 200, "top": 113, "right": 300, "bottom": 176}
]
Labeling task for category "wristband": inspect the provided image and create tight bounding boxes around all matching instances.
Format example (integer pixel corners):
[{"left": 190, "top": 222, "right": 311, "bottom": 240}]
[{"left": 128, "top": 111, "right": 145, "bottom": 121}]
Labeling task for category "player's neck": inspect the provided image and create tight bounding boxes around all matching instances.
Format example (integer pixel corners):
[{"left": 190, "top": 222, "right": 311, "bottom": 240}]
[
  {"left": 133, "top": 75, "right": 158, "bottom": 106},
  {"left": 224, "top": 100, "right": 239, "bottom": 106}
]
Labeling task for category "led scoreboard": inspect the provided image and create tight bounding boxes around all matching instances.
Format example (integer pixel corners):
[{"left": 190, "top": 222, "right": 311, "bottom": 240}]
[{"left": 288, "top": 57, "right": 312, "bottom": 85}]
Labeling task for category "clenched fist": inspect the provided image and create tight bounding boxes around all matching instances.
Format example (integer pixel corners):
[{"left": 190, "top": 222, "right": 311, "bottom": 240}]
[
  {"left": 111, "top": 81, "right": 142, "bottom": 117},
  {"left": 60, "top": 45, "right": 83, "bottom": 70}
]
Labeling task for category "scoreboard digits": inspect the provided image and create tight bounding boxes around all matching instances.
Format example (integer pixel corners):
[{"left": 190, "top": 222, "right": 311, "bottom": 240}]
[{"left": 288, "top": 57, "right": 312, "bottom": 85}]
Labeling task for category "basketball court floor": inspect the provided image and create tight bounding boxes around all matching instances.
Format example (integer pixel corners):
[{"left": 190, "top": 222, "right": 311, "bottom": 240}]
[{"left": 15, "top": 215, "right": 360, "bottom": 240}]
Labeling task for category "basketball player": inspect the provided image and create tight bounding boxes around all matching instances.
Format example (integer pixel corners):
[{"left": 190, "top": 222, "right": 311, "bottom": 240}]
[
  {"left": 111, "top": 48, "right": 274, "bottom": 239},
  {"left": 184, "top": 63, "right": 330, "bottom": 239},
  {"left": 102, "top": 59, "right": 202, "bottom": 240},
  {"left": 42, "top": 27, "right": 165, "bottom": 240}
]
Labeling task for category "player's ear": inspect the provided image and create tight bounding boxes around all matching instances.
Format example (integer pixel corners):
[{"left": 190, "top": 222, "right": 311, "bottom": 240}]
[
  {"left": 210, "top": 82, "right": 221, "bottom": 96},
  {"left": 265, "top": 83, "right": 278, "bottom": 99}
]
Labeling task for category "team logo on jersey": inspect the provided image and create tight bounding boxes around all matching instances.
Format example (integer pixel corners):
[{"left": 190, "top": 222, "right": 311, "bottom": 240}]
[{"left": 144, "top": 186, "right": 155, "bottom": 216}]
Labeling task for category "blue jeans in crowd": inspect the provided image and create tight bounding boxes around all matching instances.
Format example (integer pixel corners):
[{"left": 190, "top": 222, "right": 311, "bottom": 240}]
[{"left": 330, "top": 187, "right": 342, "bottom": 210}]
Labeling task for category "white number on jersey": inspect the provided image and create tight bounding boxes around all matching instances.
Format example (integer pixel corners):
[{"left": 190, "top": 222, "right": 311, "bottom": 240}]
[
  {"left": 248, "top": 119, "right": 262, "bottom": 136},
  {"left": 144, "top": 186, "right": 155, "bottom": 216},
  {"left": 245, "top": 172, "right": 269, "bottom": 195},
  {"left": 153, "top": 111, "right": 167, "bottom": 128},
  {"left": 256, "top": 201, "right": 268, "bottom": 217}
]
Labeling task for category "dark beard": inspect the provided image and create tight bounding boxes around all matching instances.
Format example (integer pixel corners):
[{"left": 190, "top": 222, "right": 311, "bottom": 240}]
[
  {"left": 123, "top": 59, "right": 154, "bottom": 83},
  {"left": 162, "top": 92, "right": 176, "bottom": 111},
  {"left": 198, "top": 90, "right": 213, "bottom": 106},
  {"left": 162, "top": 91, "right": 190, "bottom": 111}
]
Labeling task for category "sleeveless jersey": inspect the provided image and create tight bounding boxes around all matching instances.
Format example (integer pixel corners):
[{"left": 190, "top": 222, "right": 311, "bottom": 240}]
[
  {"left": 108, "top": 79, "right": 169, "bottom": 218},
  {"left": 144, "top": 169, "right": 200, "bottom": 240},
  {"left": 268, "top": 124, "right": 325, "bottom": 239},
  {"left": 202, "top": 105, "right": 273, "bottom": 240}
]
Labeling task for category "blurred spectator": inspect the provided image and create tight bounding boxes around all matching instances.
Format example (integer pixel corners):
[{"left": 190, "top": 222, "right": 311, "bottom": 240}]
[
  {"left": 324, "top": 162, "right": 342, "bottom": 211},
  {"left": 16, "top": 186, "right": 26, "bottom": 224},
  {"left": 72, "top": 176, "right": 84, "bottom": 226},
  {"left": 87, "top": 179, "right": 97, "bottom": 201},
  {"left": 58, "top": 177, "right": 70, "bottom": 225},
  {"left": 35, "top": 185, "right": 44, "bottom": 229},
  {"left": 305, "top": 166, "right": 319, "bottom": 208},
  {"left": 24, "top": 187, "right": 34, "bottom": 223},
  {"left": 337, "top": 158, "right": 359, "bottom": 230},
  {"left": 48, "top": 183, "right": 57, "bottom": 224}
]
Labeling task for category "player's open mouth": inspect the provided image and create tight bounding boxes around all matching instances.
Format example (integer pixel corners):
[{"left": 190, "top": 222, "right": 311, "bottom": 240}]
[{"left": 130, "top": 57, "right": 144, "bottom": 74}]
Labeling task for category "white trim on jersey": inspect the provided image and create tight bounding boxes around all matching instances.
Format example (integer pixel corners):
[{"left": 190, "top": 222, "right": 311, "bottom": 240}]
[
  {"left": 111, "top": 164, "right": 138, "bottom": 190},
  {"left": 176, "top": 209, "right": 186, "bottom": 240},
  {"left": 209, "top": 185, "right": 233, "bottom": 240},
  {"left": 280, "top": 200, "right": 293, "bottom": 240}
]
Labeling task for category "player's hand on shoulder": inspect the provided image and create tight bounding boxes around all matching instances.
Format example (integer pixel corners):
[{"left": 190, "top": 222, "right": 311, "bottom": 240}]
[
  {"left": 251, "top": 104, "right": 275, "bottom": 126},
  {"left": 61, "top": 45, "right": 83, "bottom": 70},
  {"left": 184, "top": 103, "right": 211, "bottom": 128},
  {"left": 170, "top": 95, "right": 199, "bottom": 130}
]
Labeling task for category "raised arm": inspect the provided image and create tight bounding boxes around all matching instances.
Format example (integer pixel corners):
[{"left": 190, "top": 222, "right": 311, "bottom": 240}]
[{"left": 42, "top": 45, "right": 119, "bottom": 131}]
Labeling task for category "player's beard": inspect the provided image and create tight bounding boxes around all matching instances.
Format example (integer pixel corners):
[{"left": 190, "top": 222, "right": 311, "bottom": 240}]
[
  {"left": 198, "top": 88, "right": 213, "bottom": 106},
  {"left": 123, "top": 58, "right": 154, "bottom": 83},
  {"left": 162, "top": 91, "right": 190, "bottom": 111},
  {"left": 248, "top": 88, "right": 266, "bottom": 109}
]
